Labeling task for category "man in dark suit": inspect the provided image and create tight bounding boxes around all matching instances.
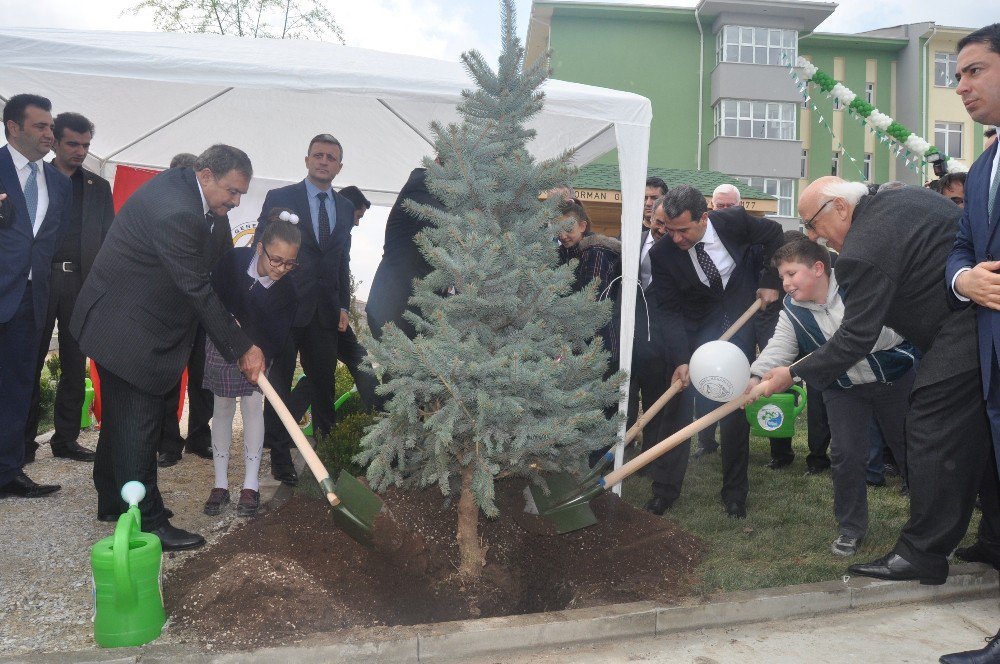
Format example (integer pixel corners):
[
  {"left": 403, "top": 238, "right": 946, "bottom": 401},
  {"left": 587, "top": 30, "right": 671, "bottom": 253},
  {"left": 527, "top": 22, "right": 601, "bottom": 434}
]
[
  {"left": 366, "top": 162, "right": 445, "bottom": 341},
  {"left": 761, "top": 176, "right": 989, "bottom": 588},
  {"left": 0, "top": 94, "right": 71, "bottom": 499},
  {"left": 71, "top": 144, "right": 264, "bottom": 550},
  {"left": 646, "top": 185, "right": 782, "bottom": 519},
  {"left": 157, "top": 151, "right": 232, "bottom": 468},
  {"left": 23, "top": 112, "right": 114, "bottom": 464},
  {"left": 941, "top": 23, "right": 1000, "bottom": 663},
  {"left": 253, "top": 134, "right": 354, "bottom": 486}
]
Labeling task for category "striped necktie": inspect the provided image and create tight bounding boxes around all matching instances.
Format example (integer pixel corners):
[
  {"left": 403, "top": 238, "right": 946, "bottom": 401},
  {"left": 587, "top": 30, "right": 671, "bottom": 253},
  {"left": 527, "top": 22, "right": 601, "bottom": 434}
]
[
  {"left": 989, "top": 169, "right": 1000, "bottom": 222},
  {"left": 25, "top": 161, "right": 38, "bottom": 229}
]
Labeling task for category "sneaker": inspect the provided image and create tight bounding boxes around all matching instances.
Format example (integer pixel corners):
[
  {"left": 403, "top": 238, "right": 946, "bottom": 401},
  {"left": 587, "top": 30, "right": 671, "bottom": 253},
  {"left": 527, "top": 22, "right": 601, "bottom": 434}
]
[
  {"left": 236, "top": 488, "right": 260, "bottom": 517},
  {"left": 203, "top": 488, "right": 230, "bottom": 516},
  {"left": 831, "top": 535, "right": 861, "bottom": 557}
]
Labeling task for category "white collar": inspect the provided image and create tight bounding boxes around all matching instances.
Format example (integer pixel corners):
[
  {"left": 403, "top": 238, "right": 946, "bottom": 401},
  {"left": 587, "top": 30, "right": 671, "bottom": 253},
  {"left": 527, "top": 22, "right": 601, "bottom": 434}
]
[
  {"left": 7, "top": 143, "right": 44, "bottom": 172},
  {"left": 248, "top": 252, "right": 275, "bottom": 289},
  {"left": 195, "top": 174, "right": 210, "bottom": 217},
  {"left": 699, "top": 219, "right": 720, "bottom": 246}
]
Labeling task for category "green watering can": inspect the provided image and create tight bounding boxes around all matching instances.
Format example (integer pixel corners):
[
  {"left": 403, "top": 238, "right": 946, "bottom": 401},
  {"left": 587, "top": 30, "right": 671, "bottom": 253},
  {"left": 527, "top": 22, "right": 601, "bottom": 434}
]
[
  {"left": 90, "top": 482, "right": 166, "bottom": 648},
  {"left": 81, "top": 377, "right": 95, "bottom": 428},
  {"left": 745, "top": 384, "right": 807, "bottom": 438}
]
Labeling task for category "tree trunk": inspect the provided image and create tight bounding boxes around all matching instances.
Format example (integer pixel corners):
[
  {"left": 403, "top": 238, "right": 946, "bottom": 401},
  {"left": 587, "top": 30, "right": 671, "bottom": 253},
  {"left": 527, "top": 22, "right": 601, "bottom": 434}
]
[{"left": 456, "top": 464, "right": 485, "bottom": 582}]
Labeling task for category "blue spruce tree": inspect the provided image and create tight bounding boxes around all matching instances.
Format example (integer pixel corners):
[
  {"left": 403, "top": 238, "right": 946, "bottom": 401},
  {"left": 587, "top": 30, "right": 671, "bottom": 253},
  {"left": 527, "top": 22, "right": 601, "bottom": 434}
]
[{"left": 358, "top": 0, "right": 623, "bottom": 581}]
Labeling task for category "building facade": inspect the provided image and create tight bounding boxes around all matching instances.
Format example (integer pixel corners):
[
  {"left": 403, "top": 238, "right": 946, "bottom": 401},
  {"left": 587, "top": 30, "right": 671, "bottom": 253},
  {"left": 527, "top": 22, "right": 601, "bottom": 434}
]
[{"left": 526, "top": 0, "right": 988, "bottom": 228}]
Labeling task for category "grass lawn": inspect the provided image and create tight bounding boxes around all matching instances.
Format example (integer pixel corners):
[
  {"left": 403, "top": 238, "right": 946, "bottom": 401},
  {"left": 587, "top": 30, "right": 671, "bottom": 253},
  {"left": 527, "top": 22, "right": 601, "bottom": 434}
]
[{"left": 619, "top": 406, "right": 981, "bottom": 595}]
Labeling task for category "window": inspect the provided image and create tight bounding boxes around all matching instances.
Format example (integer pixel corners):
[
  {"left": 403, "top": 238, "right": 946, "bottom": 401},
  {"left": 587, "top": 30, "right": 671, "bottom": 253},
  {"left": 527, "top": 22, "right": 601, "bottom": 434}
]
[
  {"left": 935, "top": 121, "right": 964, "bottom": 158},
  {"left": 735, "top": 176, "right": 796, "bottom": 218},
  {"left": 714, "top": 99, "right": 797, "bottom": 140},
  {"left": 863, "top": 153, "right": 873, "bottom": 181},
  {"left": 935, "top": 52, "right": 958, "bottom": 88},
  {"left": 832, "top": 97, "right": 842, "bottom": 111},
  {"left": 832, "top": 151, "right": 841, "bottom": 177},
  {"left": 865, "top": 82, "right": 875, "bottom": 104},
  {"left": 716, "top": 26, "right": 797, "bottom": 66},
  {"left": 801, "top": 149, "right": 808, "bottom": 179}
]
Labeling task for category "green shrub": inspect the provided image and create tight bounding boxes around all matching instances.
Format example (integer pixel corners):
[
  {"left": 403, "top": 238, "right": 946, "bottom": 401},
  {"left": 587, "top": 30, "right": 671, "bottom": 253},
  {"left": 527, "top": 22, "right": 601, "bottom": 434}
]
[{"left": 316, "top": 410, "right": 376, "bottom": 477}]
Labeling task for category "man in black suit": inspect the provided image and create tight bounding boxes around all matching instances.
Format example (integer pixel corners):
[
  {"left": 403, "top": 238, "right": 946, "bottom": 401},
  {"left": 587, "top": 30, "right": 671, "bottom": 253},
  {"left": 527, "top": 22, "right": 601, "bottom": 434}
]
[
  {"left": 71, "top": 144, "right": 264, "bottom": 550},
  {"left": 253, "top": 134, "right": 355, "bottom": 485},
  {"left": 762, "top": 175, "right": 989, "bottom": 586},
  {"left": 157, "top": 151, "right": 231, "bottom": 468},
  {"left": 647, "top": 185, "right": 782, "bottom": 519},
  {"left": 23, "top": 112, "right": 114, "bottom": 464},
  {"left": 366, "top": 162, "right": 445, "bottom": 341},
  {"left": 0, "top": 93, "right": 71, "bottom": 499}
]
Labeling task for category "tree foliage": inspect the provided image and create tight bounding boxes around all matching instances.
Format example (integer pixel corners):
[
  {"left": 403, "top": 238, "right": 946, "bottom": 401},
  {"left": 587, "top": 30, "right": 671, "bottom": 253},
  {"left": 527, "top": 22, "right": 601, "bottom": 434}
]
[
  {"left": 356, "top": 0, "right": 623, "bottom": 579},
  {"left": 127, "top": 0, "right": 344, "bottom": 42}
]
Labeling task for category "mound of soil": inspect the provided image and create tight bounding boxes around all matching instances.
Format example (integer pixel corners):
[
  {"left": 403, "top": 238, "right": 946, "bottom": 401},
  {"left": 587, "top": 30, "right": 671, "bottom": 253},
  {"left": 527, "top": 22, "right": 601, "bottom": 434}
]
[{"left": 167, "top": 479, "right": 703, "bottom": 649}]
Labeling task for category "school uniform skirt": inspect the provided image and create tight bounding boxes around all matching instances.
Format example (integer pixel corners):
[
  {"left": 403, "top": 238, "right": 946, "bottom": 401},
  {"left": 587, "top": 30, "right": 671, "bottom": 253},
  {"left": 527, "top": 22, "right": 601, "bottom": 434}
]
[{"left": 202, "top": 338, "right": 259, "bottom": 398}]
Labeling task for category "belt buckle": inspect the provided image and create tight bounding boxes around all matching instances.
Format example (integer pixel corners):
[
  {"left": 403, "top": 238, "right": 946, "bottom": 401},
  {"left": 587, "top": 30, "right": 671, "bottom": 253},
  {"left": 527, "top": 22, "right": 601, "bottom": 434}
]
[{"left": 59, "top": 262, "right": 74, "bottom": 272}]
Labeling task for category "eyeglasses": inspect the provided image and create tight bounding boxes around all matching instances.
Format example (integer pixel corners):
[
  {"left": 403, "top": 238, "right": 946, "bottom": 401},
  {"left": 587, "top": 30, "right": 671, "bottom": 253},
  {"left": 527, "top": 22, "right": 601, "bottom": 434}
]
[
  {"left": 261, "top": 245, "right": 299, "bottom": 270},
  {"left": 803, "top": 199, "right": 833, "bottom": 231},
  {"left": 713, "top": 202, "right": 739, "bottom": 210}
]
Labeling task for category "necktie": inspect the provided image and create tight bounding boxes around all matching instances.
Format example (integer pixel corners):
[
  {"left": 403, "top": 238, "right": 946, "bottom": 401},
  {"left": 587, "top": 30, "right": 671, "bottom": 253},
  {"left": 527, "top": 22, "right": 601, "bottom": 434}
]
[
  {"left": 25, "top": 162, "right": 38, "bottom": 229},
  {"left": 989, "top": 169, "right": 1000, "bottom": 222},
  {"left": 205, "top": 211, "right": 214, "bottom": 232},
  {"left": 316, "top": 192, "right": 331, "bottom": 250},
  {"left": 695, "top": 241, "right": 723, "bottom": 292},
  {"left": 640, "top": 236, "right": 653, "bottom": 290}
]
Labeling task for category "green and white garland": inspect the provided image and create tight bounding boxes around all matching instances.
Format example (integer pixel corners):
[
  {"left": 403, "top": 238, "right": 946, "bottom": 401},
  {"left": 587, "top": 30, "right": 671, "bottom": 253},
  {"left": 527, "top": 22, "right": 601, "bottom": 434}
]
[{"left": 794, "top": 56, "right": 967, "bottom": 175}]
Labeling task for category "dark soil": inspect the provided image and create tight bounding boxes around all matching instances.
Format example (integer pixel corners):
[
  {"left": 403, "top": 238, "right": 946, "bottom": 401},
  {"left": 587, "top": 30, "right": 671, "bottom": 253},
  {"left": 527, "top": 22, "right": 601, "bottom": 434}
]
[{"left": 166, "top": 479, "right": 703, "bottom": 650}]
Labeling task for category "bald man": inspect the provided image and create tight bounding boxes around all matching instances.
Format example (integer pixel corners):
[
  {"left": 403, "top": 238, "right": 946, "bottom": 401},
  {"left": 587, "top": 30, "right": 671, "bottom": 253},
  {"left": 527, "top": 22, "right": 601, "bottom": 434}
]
[{"left": 760, "top": 176, "right": 990, "bottom": 586}]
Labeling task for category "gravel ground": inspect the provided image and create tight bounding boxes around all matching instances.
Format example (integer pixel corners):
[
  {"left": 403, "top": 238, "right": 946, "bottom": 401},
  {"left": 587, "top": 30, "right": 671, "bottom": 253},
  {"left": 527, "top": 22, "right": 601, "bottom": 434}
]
[{"left": 0, "top": 403, "right": 283, "bottom": 657}]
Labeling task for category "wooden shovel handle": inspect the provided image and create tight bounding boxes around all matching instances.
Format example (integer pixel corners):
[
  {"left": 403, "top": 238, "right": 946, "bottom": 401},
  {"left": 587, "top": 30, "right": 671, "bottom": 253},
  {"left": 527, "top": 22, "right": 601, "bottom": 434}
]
[
  {"left": 623, "top": 298, "right": 763, "bottom": 447},
  {"left": 257, "top": 373, "right": 341, "bottom": 507},
  {"left": 604, "top": 379, "right": 772, "bottom": 488},
  {"left": 720, "top": 298, "right": 764, "bottom": 342}
]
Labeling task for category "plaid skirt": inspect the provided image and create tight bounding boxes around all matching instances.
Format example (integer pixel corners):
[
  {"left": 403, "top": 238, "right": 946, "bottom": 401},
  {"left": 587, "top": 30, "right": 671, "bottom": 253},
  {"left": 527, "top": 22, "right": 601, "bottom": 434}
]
[{"left": 202, "top": 337, "right": 259, "bottom": 398}]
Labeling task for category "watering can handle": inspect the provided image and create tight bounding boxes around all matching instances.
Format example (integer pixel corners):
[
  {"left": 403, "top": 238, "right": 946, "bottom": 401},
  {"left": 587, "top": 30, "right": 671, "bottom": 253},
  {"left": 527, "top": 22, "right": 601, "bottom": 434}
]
[
  {"left": 791, "top": 383, "right": 808, "bottom": 417},
  {"left": 112, "top": 510, "right": 138, "bottom": 609},
  {"left": 603, "top": 379, "right": 774, "bottom": 488},
  {"left": 257, "top": 373, "right": 342, "bottom": 508}
]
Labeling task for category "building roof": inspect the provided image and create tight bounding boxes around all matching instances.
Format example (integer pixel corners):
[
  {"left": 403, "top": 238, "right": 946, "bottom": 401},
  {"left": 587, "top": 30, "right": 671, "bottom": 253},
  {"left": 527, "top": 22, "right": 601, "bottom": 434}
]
[{"left": 574, "top": 164, "right": 775, "bottom": 200}]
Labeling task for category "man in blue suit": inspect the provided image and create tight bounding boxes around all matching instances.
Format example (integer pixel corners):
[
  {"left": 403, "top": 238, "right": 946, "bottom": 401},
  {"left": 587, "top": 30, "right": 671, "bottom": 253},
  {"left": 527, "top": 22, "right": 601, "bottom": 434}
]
[
  {"left": 0, "top": 94, "right": 72, "bottom": 498},
  {"left": 943, "top": 22, "right": 1000, "bottom": 664},
  {"left": 253, "top": 134, "right": 354, "bottom": 485}
]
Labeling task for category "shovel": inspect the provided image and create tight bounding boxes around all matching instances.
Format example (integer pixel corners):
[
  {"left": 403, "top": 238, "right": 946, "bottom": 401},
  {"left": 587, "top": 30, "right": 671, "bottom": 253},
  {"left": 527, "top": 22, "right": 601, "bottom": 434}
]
[
  {"left": 257, "top": 373, "right": 383, "bottom": 544},
  {"left": 529, "top": 379, "right": 774, "bottom": 534},
  {"left": 527, "top": 298, "right": 766, "bottom": 517}
]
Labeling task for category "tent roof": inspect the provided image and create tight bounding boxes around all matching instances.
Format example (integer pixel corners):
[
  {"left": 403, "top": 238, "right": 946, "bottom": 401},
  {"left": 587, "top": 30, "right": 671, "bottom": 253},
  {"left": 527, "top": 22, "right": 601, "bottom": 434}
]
[{"left": 0, "top": 27, "right": 651, "bottom": 206}]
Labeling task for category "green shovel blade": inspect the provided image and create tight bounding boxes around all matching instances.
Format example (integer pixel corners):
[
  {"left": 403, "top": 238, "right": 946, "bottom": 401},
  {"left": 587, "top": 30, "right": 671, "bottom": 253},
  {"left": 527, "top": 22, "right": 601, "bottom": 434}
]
[{"left": 328, "top": 470, "right": 384, "bottom": 544}]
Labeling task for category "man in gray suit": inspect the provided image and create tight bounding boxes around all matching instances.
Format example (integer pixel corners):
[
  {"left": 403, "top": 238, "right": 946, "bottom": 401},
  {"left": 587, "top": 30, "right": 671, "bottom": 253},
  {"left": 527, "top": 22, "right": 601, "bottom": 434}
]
[
  {"left": 761, "top": 175, "right": 990, "bottom": 585},
  {"left": 71, "top": 144, "right": 264, "bottom": 550}
]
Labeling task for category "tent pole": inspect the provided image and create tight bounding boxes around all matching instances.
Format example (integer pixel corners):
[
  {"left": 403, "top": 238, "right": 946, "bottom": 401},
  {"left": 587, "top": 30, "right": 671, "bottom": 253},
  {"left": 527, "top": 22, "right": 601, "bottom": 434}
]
[
  {"left": 377, "top": 99, "right": 436, "bottom": 148},
  {"left": 101, "top": 88, "right": 235, "bottom": 166},
  {"left": 567, "top": 122, "right": 614, "bottom": 163}
]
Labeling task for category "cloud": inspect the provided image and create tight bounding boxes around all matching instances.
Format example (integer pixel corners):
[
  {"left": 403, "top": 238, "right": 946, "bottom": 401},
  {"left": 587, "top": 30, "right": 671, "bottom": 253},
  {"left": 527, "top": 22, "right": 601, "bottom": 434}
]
[
  {"left": 815, "top": 0, "right": 983, "bottom": 33},
  {"left": 335, "top": 0, "right": 480, "bottom": 62}
]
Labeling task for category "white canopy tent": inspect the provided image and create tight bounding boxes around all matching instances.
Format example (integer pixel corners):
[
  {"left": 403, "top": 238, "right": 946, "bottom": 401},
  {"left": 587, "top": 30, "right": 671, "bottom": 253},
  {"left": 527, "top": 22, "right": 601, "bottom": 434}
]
[{"left": 0, "top": 27, "right": 651, "bottom": 479}]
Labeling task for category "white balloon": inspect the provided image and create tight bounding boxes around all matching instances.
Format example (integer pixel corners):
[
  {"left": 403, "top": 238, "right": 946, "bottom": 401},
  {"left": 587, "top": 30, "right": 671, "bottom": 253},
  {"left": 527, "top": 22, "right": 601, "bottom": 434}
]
[{"left": 689, "top": 340, "right": 751, "bottom": 402}]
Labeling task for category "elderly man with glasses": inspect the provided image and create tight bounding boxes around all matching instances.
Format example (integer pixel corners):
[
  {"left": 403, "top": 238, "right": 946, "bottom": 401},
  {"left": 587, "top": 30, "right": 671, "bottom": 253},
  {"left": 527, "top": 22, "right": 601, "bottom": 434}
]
[{"left": 759, "top": 175, "right": 992, "bottom": 587}]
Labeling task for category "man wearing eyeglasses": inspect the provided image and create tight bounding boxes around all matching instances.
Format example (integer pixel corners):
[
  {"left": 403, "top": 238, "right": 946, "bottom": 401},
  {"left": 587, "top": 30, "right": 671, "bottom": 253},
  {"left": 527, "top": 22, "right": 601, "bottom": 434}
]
[
  {"left": 71, "top": 144, "right": 264, "bottom": 551},
  {"left": 759, "top": 174, "right": 988, "bottom": 588},
  {"left": 252, "top": 134, "right": 355, "bottom": 487}
]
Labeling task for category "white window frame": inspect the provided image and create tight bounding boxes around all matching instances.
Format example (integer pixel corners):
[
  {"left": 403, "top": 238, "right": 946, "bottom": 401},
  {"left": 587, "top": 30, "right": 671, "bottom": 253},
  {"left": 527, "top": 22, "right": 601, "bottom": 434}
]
[
  {"left": 934, "top": 121, "right": 964, "bottom": 158},
  {"left": 801, "top": 149, "right": 808, "bottom": 179},
  {"left": 863, "top": 153, "right": 872, "bottom": 181},
  {"left": 832, "top": 151, "right": 841, "bottom": 177},
  {"left": 832, "top": 97, "right": 842, "bottom": 111},
  {"left": 717, "top": 25, "right": 797, "bottom": 66},
  {"left": 714, "top": 99, "right": 797, "bottom": 140},
  {"left": 735, "top": 176, "right": 796, "bottom": 218},
  {"left": 935, "top": 52, "right": 958, "bottom": 88},
  {"left": 865, "top": 82, "right": 875, "bottom": 104}
]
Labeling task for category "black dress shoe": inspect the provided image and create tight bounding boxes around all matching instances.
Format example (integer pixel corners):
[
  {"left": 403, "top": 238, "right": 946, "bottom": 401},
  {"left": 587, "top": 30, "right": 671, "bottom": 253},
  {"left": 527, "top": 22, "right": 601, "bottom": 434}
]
[
  {"left": 184, "top": 444, "right": 213, "bottom": 460},
  {"left": 157, "top": 451, "right": 182, "bottom": 468},
  {"left": 51, "top": 441, "right": 96, "bottom": 462},
  {"left": 954, "top": 542, "right": 1000, "bottom": 570},
  {"left": 0, "top": 472, "right": 61, "bottom": 498},
  {"left": 271, "top": 463, "right": 299, "bottom": 486},
  {"left": 766, "top": 457, "right": 793, "bottom": 470},
  {"left": 98, "top": 508, "right": 173, "bottom": 522},
  {"left": 149, "top": 521, "right": 205, "bottom": 551},
  {"left": 848, "top": 552, "right": 945, "bottom": 585},
  {"left": 726, "top": 501, "right": 747, "bottom": 519},
  {"left": 645, "top": 496, "right": 673, "bottom": 516},
  {"left": 939, "top": 629, "right": 1000, "bottom": 663}
]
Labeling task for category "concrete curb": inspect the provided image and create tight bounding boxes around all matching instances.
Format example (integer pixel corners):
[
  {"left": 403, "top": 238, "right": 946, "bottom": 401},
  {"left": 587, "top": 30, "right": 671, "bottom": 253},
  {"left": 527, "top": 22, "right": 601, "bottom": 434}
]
[{"left": 6, "top": 565, "right": 996, "bottom": 663}]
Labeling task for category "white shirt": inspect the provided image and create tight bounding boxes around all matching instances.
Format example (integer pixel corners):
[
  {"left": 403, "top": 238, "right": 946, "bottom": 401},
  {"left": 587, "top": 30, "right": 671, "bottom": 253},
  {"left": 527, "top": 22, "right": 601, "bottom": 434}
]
[
  {"left": 246, "top": 253, "right": 275, "bottom": 289},
  {"left": 639, "top": 231, "right": 655, "bottom": 290},
  {"left": 687, "top": 220, "right": 735, "bottom": 288},
  {"left": 7, "top": 143, "right": 49, "bottom": 236},
  {"left": 951, "top": 146, "right": 1000, "bottom": 301},
  {"left": 195, "top": 176, "right": 211, "bottom": 217}
]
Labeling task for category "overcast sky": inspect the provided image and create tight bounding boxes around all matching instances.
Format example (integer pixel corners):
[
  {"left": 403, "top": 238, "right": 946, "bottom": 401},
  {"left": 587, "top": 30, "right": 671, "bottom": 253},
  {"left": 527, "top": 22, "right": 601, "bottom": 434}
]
[{"left": 3, "top": 0, "right": 985, "bottom": 300}]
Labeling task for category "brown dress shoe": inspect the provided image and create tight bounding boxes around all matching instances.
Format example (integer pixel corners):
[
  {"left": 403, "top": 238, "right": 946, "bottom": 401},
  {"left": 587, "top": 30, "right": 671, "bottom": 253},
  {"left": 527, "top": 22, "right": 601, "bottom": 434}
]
[
  {"left": 203, "top": 488, "right": 230, "bottom": 516},
  {"left": 237, "top": 489, "right": 260, "bottom": 516}
]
